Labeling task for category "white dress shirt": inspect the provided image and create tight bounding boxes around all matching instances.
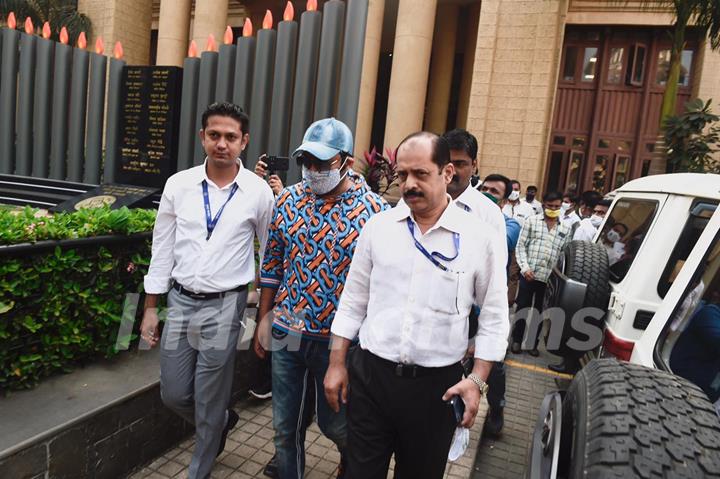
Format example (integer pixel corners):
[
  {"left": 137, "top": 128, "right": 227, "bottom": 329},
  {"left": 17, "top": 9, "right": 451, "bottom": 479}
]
[
  {"left": 573, "top": 218, "right": 599, "bottom": 242},
  {"left": 523, "top": 198, "right": 543, "bottom": 215},
  {"left": 502, "top": 201, "right": 535, "bottom": 226},
  {"left": 331, "top": 200, "right": 509, "bottom": 366},
  {"left": 399, "top": 184, "right": 508, "bottom": 267},
  {"left": 560, "top": 210, "right": 581, "bottom": 228},
  {"left": 455, "top": 186, "right": 505, "bottom": 238},
  {"left": 144, "top": 160, "right": 275, "bottom": 294}
]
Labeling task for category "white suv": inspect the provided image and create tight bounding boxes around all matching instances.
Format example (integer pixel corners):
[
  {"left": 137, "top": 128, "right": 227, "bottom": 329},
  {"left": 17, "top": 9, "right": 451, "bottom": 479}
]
[{"left": 529, "top": 173, "right": 720, "bottom": 478}]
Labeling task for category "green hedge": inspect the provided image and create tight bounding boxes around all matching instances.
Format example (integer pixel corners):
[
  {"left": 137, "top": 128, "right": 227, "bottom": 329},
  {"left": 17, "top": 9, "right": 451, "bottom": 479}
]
[{"left": 0, "top": 207, "right": 157, "bottom": 391}]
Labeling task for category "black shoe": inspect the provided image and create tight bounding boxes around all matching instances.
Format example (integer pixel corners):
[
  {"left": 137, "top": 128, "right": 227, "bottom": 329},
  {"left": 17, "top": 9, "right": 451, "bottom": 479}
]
[
  {"left": 510, "top": 342, "right": 521, "bottom": 354},
  {"left": 528, "top": 348, "right": 540, "bottom": 357},
  {"left": 263, "top": 455, "right": 279, "bottom": 478},
  {"left": 337, "top": 452, "right": 346, "bottom": 479},
  {"left": 548, "top": 358, "right": 579, "bottom": 375},
  {"left": 249, "top": 383, "right": 272, "bottom": 400},
  {"left": 483, "top": 407, "right": 504, "bottom": 438},
  {"left": 217, "top": 409, "right": 239, "bottom": 457}
]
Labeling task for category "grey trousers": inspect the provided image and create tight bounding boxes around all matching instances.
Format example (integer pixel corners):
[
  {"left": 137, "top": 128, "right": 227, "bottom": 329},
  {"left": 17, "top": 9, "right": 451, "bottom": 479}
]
[{"left": 160, "top": 287, "right": 247, "bottom": 479}]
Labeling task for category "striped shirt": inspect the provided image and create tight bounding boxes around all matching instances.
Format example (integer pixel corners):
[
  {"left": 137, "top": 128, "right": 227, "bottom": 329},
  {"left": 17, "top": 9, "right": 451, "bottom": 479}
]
[
  {"left": 515, "top": 214, "right": 572, "bottom": 283},
  {"left": 260, "top": 171, "right": 389, "bottom": 340}
]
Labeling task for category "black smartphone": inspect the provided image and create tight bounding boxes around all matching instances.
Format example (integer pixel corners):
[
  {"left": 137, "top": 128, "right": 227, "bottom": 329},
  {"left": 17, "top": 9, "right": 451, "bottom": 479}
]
[
  {"left": 448, "top": 396, "right": 465, "bottom": 425},
  {"left": 265, "top": 156, "right": 290, "bottom": 172}
]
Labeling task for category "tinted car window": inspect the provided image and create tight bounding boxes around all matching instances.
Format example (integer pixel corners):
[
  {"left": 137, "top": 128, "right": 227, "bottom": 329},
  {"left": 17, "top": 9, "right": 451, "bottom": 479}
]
[
  {"left": 599, "top": 198, "right": 658, "bottom": 282},
  {"left": 657, "top": 202, "right": 718, "bottom": 298}
]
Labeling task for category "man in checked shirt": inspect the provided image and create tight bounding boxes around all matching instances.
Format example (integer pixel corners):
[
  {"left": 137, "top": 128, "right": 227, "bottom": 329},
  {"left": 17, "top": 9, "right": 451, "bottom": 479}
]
[
  {"left": 252, "top": 118, "right": 388, "bottom": 479},
  {"left": 510, "top": 190, "right": 572, "bottom": 355}
]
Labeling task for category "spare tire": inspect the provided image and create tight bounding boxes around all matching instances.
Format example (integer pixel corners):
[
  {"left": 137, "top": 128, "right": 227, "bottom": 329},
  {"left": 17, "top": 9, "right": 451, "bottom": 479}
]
[
  {"left": 562, "top": 240, "right": 611, "bottom": 309},
  {"left": 560, "top": 359, "right": 720, "bottom": 478},
  {"left": 546, "top": 240, "right": 610, "bottom": 357}
]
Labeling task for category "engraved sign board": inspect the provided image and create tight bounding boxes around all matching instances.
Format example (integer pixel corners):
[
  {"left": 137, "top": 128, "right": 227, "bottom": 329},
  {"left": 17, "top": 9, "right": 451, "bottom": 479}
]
[{"left": 116, "top": 66, "right": 183, "bottom": 188}]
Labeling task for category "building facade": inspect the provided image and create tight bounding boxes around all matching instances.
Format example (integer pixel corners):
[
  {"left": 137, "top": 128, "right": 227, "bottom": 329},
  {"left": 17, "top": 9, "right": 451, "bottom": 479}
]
[{"left": 78, "top": 0, "right": 720, "bottom": 195}]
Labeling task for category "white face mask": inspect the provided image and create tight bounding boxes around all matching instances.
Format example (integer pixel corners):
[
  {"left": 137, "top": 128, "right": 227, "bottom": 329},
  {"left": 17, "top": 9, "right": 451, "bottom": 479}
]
[
  {"left": 302, "top": 159, "right": 348, "bottom": 195},
  {"left": 508, "top": 190, "right": 520, "bottom": 201},
  {"left": 590, "top": 214, "right": 603, "bottom": 227},
  {"left": 607, "top": 230, "right": 622, "bottom": 243},
  {"left": 447, "top": 427, "right": 469, "bottom": 462},
  {"left": 561, "top": 202, "right": 572, "bottom": 212}
]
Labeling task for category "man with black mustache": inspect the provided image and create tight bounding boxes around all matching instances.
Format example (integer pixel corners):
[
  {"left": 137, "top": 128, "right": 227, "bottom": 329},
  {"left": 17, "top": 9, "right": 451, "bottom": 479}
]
[
  {"left": 397, "top": 129, "right": 506, "bottom": 264},
  {"left": 324, "top": 132, "right": 509, "bottom": 479}
]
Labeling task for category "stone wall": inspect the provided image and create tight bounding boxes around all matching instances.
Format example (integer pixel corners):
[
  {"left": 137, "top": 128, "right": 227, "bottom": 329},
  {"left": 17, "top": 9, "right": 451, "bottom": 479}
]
[
  {"left": 466, "top": 0, "right": 568, "bottom": 191},
  {"left": 696, "top": 41, "right": 720, "bottom": 114},
  {"left": 78, "top": 0, "right": 153, "bottom": 65}
]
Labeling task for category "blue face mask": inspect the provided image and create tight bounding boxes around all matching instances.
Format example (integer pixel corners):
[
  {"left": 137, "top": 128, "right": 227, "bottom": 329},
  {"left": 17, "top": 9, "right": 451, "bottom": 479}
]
[{"left": 302, "top": 159, "right": 348, "bottom": 195}]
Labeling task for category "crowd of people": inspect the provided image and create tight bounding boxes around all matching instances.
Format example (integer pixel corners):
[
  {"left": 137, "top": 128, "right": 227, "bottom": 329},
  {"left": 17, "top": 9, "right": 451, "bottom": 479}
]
[{"left": 139, "top": 101, "right": 615, "bottom": 479}]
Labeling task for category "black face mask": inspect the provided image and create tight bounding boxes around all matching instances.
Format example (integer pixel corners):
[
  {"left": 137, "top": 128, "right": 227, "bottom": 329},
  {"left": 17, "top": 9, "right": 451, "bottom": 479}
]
[{"left": 526, "top": 193, "right": 536, "bottom": 202}]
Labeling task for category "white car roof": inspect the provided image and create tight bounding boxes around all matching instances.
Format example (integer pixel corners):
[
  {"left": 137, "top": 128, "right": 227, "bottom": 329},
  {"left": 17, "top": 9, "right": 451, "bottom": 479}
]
[{"left": 616, "top": 173, "right": 720, "bottom": 200}]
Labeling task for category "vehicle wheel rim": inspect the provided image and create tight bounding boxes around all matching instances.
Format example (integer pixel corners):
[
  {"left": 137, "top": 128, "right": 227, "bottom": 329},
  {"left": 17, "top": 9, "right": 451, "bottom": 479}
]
[{"left": 541, "top": 407, "right": 555, "bottom": 456}]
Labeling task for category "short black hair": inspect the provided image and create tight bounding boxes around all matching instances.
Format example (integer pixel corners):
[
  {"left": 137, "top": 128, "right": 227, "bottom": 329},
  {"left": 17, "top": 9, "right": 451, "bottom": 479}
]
[
  {"left": 563, "top": 193, "right": 578, "bottom": 203},
  {"left": 201, "top": 102, "right": 249, "bottom": 134},
  {"left": 442, "top": 129, "right": 478, "bottom": 160},
  {"left": 580, "top": 190, "right": 603, "bottom": 208},
  {"left": 482, "top": 173, "right": 512, "bottom": 199},
  {"left": 396, "top": 131, "right": 450, "bottom": 170},
  {"left": 543, "top": 190, "right": 563, "bottom": 202},
  {"left": 598, "top": 199, "right": 612, "bottom": 208},
  {"left": 613, "top": 222, "right": 629, "bottom": 235},
  {"left": 510, "top": 179, "right": 521, "bottom": 189},
  {"left": 527, "top": 185, "right": 538, "bottom": 192}
]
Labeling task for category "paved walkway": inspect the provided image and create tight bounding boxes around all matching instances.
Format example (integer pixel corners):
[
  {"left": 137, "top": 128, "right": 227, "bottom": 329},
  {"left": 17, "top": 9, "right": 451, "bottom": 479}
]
[
  {"left": 471, "top": 347, "right": 572, "bottom": 479},
  {"left": 128, "top": 389, "right": 489, "bottom": 479}
]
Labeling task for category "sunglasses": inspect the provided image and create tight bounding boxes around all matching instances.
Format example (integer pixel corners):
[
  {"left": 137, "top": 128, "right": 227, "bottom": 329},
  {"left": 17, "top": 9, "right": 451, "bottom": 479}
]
[{"left": 296, "top": 153, "right": 348, "bottom": 171}]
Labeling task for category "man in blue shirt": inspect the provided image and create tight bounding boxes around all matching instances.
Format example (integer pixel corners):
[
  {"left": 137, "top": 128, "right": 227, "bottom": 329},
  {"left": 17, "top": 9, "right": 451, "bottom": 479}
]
[
  {"left": 477, "top": 173, "right": 520, "bottom": 437},
  {"left": 671, "top": 301, "right": 720, "bottom": 407}
]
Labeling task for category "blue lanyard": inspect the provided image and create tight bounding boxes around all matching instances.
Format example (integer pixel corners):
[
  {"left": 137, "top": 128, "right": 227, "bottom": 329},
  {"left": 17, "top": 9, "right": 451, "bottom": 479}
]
[
  {"left": 406, "top": 217, "right": 460, "bottom": 272},
  {"left": 202, "top": 180, "right": 239, "bottom": 240}
]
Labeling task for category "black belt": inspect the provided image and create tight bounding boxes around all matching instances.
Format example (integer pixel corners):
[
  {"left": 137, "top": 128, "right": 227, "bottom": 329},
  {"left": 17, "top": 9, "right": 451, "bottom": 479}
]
[
  {"left": 172, "top": 282, "right": 247, "bottom": 300},
  {"left": 366, "top": 350, "right": 461, "bottom": 379}
]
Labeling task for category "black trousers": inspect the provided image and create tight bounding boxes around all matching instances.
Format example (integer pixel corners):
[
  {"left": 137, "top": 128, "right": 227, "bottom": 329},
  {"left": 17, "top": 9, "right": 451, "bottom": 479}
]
[
  {"left": 345, "top": 349, "right": 462, "bottom": 479},
  {"left": 486, "top": 362, "right": 506, "bottom": 411},
  {"left": 511, "top": 277, "right": 547, "bottom": 348},
  {"left": 248, "top": 350, "right": 272, "bottom": 391}
]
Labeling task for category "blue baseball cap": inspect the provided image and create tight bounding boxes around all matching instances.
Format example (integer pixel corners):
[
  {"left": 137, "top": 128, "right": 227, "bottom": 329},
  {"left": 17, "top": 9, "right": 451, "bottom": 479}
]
[{"left": 292, "top": 118, "right": 353, "bottom": 161}]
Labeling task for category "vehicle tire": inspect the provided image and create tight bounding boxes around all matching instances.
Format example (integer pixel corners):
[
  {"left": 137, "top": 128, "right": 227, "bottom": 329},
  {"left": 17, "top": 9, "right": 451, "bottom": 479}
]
[
  {"left": 546, "top": 241, "right": 610, "bottom": 357},
  {"left": 560, "top": 359, "right": 720, "bottom": 478},
  {"left": 562, "top": 240, "right": 611, "bottom": 309}
]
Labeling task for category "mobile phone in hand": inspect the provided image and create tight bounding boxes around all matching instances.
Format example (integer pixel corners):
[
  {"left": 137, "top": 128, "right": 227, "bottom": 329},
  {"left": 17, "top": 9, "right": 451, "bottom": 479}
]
[
  {"left": 265, "top": 156, "right": 290, "bottom": 172},
  {"left": 448, "top": 396, "right": 465, "bottom": 425}
]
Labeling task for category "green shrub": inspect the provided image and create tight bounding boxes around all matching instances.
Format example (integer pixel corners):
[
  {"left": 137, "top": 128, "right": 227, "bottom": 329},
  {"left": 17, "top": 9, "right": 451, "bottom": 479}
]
[{"left": 0, "top": 206, "right": 156, "bottom": 391}]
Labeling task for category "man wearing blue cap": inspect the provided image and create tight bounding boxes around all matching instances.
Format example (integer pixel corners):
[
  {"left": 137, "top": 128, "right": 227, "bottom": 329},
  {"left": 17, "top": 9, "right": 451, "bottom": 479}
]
[{"left": 253, "top": 118, "right": 389, "bottom": 478}]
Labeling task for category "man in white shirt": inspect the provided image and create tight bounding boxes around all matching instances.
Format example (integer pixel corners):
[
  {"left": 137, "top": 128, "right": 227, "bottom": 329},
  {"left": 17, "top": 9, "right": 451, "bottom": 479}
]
[
  {"left": 140, "top": 103, "right": 275, "bottom": 479},
  {"left": 560, "top": 193, "right": 581, "bottom": 229},
  {"left": 522, "top": 185, "right": 543, "bottom": 215},
  {"left": 602, "top": 222, "right": 628, "bottom": 266},
  {"left": 573, "top": 199, "right": 610, "bottom": 242},
  {"left": 502, "top": 179, "right": 533, "bottom": 306},
  {"left": 502, "top": 180, "right": 535, "bottom": 226},
  {"left": 443, "top": 129, "right": 507, "bottom": 263},
  {"left": 324, "top": 132, "right": 509, "bottom": 479}
]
